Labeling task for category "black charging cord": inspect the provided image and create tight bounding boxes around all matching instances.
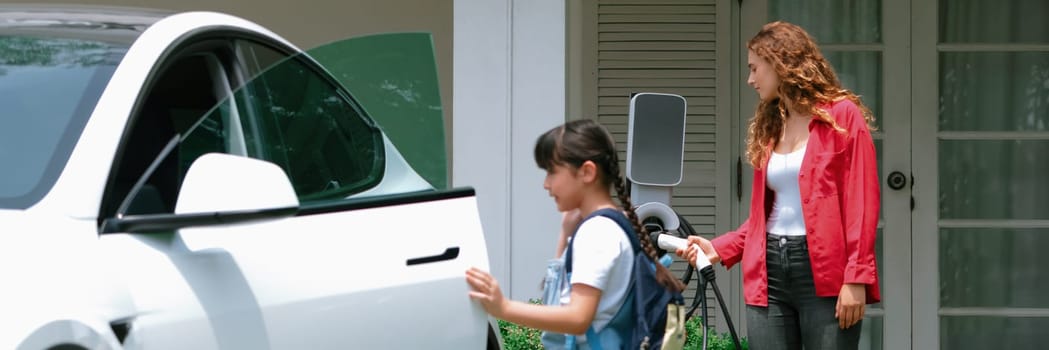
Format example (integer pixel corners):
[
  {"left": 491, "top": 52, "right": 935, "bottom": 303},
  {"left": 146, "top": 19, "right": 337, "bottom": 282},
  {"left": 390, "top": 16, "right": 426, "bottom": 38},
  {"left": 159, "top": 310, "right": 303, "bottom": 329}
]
[{"left": 677, "top": 214, "right": 742, "bottom": 350}]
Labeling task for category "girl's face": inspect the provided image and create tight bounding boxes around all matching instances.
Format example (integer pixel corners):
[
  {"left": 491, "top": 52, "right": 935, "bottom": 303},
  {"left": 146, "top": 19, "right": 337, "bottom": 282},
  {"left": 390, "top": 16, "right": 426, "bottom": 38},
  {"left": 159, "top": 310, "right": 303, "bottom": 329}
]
[
  {"left": 543, "top": 163, "right": 587, "bottom": 212},
  {"left": 747, "top": 49, "right": 780, "bottom": 101}
]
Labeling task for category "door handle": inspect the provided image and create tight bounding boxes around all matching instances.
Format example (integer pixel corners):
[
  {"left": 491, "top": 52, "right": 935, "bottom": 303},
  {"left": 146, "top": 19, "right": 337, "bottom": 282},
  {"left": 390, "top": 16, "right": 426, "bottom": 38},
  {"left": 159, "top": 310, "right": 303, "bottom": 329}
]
[
  {"left": 406, "top": 247, "right": 460, "bottom": 266},
  {"left": 887, "top": 171, "right": 908, "bottom": 190}
]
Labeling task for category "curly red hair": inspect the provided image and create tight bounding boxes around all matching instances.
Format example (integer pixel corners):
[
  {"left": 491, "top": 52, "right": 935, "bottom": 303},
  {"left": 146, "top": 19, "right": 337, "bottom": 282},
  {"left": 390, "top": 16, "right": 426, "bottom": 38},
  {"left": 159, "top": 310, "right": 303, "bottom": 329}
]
[{"left": 745, "top": 21, "right": 876, "bottom": 168}]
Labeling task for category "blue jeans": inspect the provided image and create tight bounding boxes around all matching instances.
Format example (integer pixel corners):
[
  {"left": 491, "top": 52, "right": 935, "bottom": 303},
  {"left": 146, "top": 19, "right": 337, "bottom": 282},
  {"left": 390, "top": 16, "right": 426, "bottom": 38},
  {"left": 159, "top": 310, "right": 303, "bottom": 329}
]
[{"left": 745, "top": 234, "right": 861, "bottom": 350}]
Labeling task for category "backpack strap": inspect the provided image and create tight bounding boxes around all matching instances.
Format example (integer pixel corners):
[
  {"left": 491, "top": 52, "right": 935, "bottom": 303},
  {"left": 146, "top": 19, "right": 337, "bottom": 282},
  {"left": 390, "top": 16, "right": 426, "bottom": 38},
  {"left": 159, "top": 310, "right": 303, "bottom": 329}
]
[
  {"left": 585, "top": 327, "right": 603, "bottom": 350},
  {"left": 564, "top": 208, "right": 642, "bottom": 350}
]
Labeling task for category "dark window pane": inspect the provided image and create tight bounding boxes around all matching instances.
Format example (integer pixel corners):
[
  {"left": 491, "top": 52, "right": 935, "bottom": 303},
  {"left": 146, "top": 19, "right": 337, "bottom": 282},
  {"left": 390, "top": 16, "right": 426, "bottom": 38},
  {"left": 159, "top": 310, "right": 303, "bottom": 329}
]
[
  {"left": 940, "top": 52, "right": 1049, "bottom": 132},
  {"left": 307, "top": 33, "right": 448, "bottom": 188},
  {"left": 941, "top": 316, "right": 1048, "bottom": 349},
  {"left": 940, "top": 1, "right": 1049, "bottom": 44},
  {"left": 769, "top": 0, "right": 881, "bottom": 44},
  {"left": 825, "top": 51, "right": 882, "bottom": 128},
  {"left": 940, "top": 228, "right": 1049, "bottom": 308},
  {"left": 939, "top": 140, "right": 1049, "bottom": 220},
  {"left": 235, "top": 42, "right": 384, "bottom": 202}
]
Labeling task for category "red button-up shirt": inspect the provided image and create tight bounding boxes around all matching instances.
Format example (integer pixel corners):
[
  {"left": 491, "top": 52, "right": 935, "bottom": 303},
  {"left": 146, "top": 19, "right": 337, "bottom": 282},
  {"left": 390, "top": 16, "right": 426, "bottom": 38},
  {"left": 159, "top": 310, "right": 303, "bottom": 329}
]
[{"left": 711, "top": 99, "right": 881, "bottom": 306}]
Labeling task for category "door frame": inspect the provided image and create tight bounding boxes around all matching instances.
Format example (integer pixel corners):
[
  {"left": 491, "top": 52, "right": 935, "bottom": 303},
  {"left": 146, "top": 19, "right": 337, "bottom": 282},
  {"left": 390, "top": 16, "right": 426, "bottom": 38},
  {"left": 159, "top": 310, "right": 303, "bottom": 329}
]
[
  {"left": 883, "top": 0, "right": 916, "bottom": 349},
  {"left": 910, "top": 0, "right": 939, "bottom": 349}
]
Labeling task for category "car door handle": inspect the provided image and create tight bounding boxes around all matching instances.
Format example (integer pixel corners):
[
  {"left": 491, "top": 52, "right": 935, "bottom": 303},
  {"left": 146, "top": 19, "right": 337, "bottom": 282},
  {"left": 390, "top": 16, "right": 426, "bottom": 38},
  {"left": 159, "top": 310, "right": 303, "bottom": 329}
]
[{"left": 406, "top": 247, "right": 460, "bottom": 266}]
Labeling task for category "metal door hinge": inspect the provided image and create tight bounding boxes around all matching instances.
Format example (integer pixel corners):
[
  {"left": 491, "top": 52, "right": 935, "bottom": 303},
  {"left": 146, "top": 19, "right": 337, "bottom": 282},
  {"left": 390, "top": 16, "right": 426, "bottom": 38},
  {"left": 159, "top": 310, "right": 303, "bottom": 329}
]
[{"left": 736, "top": 157, "right": 743, "bottom": 201}]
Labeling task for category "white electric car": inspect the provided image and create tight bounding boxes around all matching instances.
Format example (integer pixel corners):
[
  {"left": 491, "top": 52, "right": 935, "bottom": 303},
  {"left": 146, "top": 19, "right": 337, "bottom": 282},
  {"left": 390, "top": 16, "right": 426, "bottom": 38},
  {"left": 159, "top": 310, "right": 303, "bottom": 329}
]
[{"left": 0, "top": 5, "right": 495, "bottom": 349}]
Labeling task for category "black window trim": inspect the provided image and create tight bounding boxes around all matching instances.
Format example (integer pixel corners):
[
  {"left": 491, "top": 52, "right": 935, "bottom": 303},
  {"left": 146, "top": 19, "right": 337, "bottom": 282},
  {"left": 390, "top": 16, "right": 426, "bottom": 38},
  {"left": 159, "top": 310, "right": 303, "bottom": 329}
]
[
  {"left": 100, "top": 206, "right": 298, "bottom": 234},
  {"left": 297, "top": 187, "right": 475, "bottom": 216},
  {"left": 99, "top": 186, "right": 475, "bottom": 234}
]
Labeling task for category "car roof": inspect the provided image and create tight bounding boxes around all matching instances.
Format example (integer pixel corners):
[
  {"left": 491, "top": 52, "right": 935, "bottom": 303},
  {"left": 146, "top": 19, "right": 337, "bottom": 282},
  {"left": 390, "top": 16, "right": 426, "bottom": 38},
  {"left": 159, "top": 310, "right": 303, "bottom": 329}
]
[{"left": 0, "top": 4, "right": 175, "bottom": 45}]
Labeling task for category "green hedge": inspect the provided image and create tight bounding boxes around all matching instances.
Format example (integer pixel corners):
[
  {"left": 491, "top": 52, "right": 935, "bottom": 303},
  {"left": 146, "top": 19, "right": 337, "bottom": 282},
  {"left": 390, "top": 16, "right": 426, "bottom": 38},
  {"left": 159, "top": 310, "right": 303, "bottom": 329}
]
[
  {"left": 498, "top": 319, "right": 544, "bottom": 350},
  {"left": 683, "top": 317, "right": 749, "bottom": 350},
  {"left": 498, "top": 312, "right": 748, "bottom": 350}
]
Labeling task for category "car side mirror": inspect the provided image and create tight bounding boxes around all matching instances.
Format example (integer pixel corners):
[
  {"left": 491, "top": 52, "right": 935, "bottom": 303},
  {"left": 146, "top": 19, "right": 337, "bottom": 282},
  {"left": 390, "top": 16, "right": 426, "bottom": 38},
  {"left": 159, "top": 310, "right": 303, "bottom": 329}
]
[
  {"left": 176, "top": 153, "right": 299, "bottom": 214},
  {"left": 100, "top": 153, "right": 299, "bottom": 234}
]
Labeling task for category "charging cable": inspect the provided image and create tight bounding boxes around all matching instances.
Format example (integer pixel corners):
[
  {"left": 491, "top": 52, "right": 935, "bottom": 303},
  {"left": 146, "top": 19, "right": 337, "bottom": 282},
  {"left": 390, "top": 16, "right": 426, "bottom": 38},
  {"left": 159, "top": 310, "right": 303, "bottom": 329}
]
[{"left": 654, "top": 233, "right": 742, "bottom": 350}]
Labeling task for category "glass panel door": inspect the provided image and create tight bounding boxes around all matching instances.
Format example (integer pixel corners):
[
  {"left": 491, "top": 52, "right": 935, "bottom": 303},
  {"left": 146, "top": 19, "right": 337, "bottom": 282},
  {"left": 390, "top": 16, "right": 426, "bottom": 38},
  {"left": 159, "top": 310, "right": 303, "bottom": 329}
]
[{"left": 914, "top": 0, "right": 1049, "bottom": 348}]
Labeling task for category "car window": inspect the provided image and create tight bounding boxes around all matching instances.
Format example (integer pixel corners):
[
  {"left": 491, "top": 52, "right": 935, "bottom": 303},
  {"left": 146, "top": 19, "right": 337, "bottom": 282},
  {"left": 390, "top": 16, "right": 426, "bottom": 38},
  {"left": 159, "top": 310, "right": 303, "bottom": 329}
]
[
  {"left": 103, "top": 42, "right": 236, "bottom": 218},
  {"left": 230, "top": 40, "right": 384, "bottom": 202},
  {"left": 178, "top": 96, "right": 241, "bottom": 176},
  {"left": 305, "top": 33, "right": 448, "bottom": 189},
  {"left": 110, "top": 38, "right": 386, "bottom": 219},
  {"left": 0, "top": 35, "right": 127, "bottom": 209}
]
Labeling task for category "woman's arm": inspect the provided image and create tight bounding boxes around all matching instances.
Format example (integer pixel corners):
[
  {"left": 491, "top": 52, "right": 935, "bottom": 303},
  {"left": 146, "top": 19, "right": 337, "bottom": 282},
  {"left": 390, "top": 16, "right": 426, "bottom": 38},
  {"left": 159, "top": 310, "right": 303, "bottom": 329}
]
[
  {"left": 677, "top": 220, "right": 751, "bottom": 268},
  {"left": 708, "top": 216, "right": 751, "bottom": 268},
  {"left": 841, "top": 117, "right": 880, "bottom": 288}
]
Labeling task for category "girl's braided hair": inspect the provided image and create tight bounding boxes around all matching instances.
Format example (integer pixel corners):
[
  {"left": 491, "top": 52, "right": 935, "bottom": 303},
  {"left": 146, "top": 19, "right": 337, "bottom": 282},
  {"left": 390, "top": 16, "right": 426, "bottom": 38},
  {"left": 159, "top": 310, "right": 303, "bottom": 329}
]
[{"left": 535, "top": 119, "right": 685, "bottom": 292}]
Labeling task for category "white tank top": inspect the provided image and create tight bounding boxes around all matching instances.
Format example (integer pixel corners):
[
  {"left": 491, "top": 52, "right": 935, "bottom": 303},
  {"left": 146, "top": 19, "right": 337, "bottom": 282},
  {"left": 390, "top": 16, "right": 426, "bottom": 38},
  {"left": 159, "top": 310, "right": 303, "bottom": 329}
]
[{"left": 766, "top": 145, "right": 807, "bottom": 236}]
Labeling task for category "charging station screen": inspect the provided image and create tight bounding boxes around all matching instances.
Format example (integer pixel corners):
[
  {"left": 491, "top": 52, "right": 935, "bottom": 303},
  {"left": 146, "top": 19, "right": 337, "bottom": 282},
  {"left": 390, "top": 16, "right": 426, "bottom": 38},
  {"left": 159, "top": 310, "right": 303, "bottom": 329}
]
[{"left": 627, "top": 93, "right": 686, "bottom": 186}]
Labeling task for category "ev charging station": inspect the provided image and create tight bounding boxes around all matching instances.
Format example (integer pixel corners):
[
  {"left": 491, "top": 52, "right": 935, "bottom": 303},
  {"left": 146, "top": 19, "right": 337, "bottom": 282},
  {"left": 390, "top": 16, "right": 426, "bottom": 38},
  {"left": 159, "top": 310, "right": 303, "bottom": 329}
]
[
  {"left": 626, "top": 92, "right": 742, "bottom": 349},
  {"left": 626, "top": 92, "right": 687, "bottom": 236}
]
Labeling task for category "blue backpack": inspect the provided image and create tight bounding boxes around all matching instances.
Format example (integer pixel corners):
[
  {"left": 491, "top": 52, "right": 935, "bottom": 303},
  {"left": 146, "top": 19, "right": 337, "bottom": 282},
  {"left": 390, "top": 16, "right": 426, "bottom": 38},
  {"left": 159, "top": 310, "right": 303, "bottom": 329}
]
[{"left": 564, "top": 208, "right": 687, "bottom": 350}]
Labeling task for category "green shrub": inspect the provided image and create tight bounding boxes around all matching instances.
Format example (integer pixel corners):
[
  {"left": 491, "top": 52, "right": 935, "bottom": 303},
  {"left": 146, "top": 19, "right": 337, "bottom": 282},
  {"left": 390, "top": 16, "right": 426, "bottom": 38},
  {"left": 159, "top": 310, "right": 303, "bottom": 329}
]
[
  {"left": 498, "top": 299, "right": 544, "bottom": 350},
  {"left": 684, "top": 317, "right": 748, "bottom": 350},
  {"left": 499, "top": 319, "right": 544, "bottom": 350},
  {"left": 498, "top": 304, "right": 748, "bottom": 350}
]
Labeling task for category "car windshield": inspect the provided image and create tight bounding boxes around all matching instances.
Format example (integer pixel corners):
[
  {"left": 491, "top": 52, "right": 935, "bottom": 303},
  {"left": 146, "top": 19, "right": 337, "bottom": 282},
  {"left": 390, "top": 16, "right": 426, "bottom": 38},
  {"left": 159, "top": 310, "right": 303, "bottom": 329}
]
[{"left": 0, "top": 35, "right": 128, "bottom": 208}]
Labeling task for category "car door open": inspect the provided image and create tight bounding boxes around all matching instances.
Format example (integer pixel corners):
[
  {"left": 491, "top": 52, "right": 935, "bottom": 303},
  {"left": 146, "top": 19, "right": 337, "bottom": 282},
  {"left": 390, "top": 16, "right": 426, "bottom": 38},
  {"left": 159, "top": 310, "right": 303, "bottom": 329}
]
[{"left": 99, "top": 33, "right": 491, "bottom": 349}]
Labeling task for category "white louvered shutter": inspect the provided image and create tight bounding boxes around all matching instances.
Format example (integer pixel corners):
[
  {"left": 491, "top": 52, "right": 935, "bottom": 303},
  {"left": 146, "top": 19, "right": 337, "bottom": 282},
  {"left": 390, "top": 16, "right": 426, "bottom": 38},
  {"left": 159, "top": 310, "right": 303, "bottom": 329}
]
[{"left": 593, "top": 0, "right": 720, "bottom": 319}]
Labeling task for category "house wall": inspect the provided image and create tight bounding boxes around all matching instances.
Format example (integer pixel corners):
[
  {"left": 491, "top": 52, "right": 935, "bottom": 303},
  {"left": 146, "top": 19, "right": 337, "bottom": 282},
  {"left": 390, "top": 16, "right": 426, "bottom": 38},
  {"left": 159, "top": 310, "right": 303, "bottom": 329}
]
[{"left": 453, "top": 0, "right": 567, "bottom": 301}]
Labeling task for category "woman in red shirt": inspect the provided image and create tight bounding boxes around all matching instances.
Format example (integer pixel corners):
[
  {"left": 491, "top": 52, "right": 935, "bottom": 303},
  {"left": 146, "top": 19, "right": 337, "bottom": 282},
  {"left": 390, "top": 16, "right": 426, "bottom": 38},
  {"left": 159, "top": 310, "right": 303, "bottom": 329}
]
[{"left": 682, "top": 21, "right": 880, "bottom": 349}]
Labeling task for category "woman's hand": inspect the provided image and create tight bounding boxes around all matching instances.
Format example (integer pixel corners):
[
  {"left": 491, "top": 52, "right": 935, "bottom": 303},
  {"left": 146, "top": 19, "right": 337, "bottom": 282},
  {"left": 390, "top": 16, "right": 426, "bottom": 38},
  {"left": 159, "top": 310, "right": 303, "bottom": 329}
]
[
  {"left": 466, "top": 267, "right": 509, "bottom": 318},
  {"left": 675, "top": 236, "right": 721, "bottom": 266},
  {"left": 836, "top": 283, "right": 866, "bottom": 329}
]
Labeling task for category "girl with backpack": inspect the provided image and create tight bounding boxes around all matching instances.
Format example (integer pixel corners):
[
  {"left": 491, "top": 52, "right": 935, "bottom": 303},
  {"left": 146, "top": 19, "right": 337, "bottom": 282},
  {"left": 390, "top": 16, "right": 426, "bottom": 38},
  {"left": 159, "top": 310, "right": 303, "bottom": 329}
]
[
  {"left": 681, "top": 21, "right": 881, "bottom": 350},
  {"left": 466, "top": 119, "right": 685, "bottom": 349}
]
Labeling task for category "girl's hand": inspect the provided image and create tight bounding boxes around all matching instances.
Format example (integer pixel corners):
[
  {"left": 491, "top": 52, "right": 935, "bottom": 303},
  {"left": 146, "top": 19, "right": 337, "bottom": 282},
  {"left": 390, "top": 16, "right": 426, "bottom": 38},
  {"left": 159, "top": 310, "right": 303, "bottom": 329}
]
[
  {"left": 561, "top": 209, "right": 582, "bottom": 238},
  {"left": 466, "top": 267, "right": 509, "bottom": 318},
  {"left": 836, "top": 283, "right": 866, "bottom": 329},
  {"left": 675, "top": 236, "right": 721, "bottom": 265},
  {"left": 554, "top": 209, "right": 583, "bottom": 257}
]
